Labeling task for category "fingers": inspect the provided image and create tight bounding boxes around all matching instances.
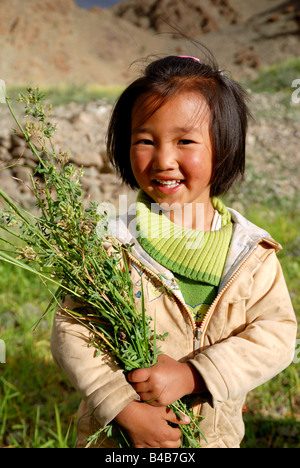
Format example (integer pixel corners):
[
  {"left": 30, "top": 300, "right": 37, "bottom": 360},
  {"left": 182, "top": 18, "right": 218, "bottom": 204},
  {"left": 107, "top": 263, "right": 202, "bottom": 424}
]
[
  {"left": 161, "top": 421, "right": 182, "bottom": 448},
  {"left": 125, "top": 403, "right": 188, "bottom": 449},
  {"left": 127, "top": 367, "right": 150, "bottom": 384},
  {"left": 127, "top": 371, "right": 159, "bottom": 402},
  {"left": 130, "top": 381, "right": 150, "bottom": 394},
  {"left": 128, "top": 368, "right": 164, "bottom": 404},
  {"left": 159, "top": 410, "right": 188, "bottom": 448},
  {"left": 161, "top": 434, "right": 182, "bottom": 449},
  {"left": 130, "top": 382, "right": 164, "bottom": 405},
  {"left": 165, "top": 407, "right": 190, "bottom": 426},
  {"left": 127, "top": 368, "right": 164, "bottom": 405}
]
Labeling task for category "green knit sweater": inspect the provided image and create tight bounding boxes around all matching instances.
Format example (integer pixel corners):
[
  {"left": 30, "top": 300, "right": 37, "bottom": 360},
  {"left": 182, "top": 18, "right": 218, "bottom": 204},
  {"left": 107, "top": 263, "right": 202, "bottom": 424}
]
[{"left": 136, "top": 191, "right": 233, "bottom": 324}]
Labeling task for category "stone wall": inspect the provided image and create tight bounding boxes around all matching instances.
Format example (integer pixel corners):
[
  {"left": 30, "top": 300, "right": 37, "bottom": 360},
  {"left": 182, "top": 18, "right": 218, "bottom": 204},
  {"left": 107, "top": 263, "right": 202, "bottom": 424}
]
[
  {"left": 0, "top": 100, "right": 135, "bottom": 210},
  {"left": 0, "top": 92, "right": 299, "bottom": 215}
]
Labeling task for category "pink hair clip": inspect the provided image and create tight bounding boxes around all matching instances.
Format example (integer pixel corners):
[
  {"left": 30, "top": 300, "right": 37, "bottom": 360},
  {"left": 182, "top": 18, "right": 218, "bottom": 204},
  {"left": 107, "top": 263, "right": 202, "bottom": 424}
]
[
  {"left": 177, "top": 55, "right": 201, "bottom": 63},
  {"left": 177, "top": 56, "right": 224, "bottom": 75}
]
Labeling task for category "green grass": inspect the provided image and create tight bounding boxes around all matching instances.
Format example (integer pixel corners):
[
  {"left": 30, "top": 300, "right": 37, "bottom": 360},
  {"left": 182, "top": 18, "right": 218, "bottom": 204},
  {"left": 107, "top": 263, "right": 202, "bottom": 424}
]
[
  {"left": 237, "top": 207, "right": 300, "bottom": 448},
  {"left": 0, "top": 263, "right": 79, "bottom": 448},
  {"left": 0, "top": 205, "right": 299, "bottom": 448},
  {"left": 1, "top": 66, "right": 299, "bottom": 448},
  {"left": 245, "top": 57, "right": 300, "bottom": 95},
  {"left": 6, "top": 84, "right": 124, "bottom": 107},
  {"left": 243, "top": 57, "right": 300, "bottom": 122}
]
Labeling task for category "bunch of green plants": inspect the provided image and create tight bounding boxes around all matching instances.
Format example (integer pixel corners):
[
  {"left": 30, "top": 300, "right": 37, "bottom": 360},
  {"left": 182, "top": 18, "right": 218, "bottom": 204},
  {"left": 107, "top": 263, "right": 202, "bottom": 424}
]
[{"left": 0, "top": 86, "right": 204, "bottom": 448}]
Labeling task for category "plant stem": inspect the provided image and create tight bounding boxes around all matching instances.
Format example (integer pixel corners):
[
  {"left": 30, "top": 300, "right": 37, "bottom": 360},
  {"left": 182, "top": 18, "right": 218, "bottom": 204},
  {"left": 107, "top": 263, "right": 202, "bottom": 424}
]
[{"left": 5, "top": 97, "right": 47, "bottom": 170}]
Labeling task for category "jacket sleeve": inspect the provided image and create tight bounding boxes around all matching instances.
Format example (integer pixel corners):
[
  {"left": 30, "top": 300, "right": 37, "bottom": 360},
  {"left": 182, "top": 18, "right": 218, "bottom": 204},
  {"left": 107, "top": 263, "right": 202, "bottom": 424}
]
[
  {"left": 189, "top": 250, "right": 298, "bottom": 407},
  {"left": 50, "top": 296, "right": 139, "bottom": 427}
]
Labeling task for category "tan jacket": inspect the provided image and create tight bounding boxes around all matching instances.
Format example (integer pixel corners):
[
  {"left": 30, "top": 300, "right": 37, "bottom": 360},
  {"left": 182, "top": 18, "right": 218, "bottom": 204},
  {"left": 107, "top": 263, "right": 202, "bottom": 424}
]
[{"left": 50, "top": 207, "right": 297, "bottom": 448}]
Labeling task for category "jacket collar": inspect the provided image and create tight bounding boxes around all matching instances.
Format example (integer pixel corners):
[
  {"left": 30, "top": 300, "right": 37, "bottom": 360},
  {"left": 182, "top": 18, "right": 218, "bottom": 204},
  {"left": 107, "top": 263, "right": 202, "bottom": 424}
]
[
  {"left": 220, "top": 208, "right": 281, "bottom": 290},
  {"left": 107, "top": 205, "right": 280, "bottom": 292}
]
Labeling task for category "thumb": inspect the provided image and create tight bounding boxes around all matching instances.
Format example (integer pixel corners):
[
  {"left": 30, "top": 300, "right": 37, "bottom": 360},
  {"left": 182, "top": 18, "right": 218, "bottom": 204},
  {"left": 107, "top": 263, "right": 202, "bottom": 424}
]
[{"left": 166, "top": 407, "right": 190, "bottom": 426}]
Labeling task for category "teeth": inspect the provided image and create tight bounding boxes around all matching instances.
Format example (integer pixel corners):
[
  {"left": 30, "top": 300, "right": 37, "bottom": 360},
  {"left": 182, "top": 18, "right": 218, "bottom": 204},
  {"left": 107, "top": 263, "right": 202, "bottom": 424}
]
[{"left": 156, "top": 180, "right": 181, "bottom": 187}]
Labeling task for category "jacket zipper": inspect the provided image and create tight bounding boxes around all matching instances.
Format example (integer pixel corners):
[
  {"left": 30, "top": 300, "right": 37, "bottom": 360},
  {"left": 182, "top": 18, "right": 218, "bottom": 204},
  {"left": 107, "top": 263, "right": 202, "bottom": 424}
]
[
  {"left": 194, "top": 247, "right": 258, "bottom": 352},
  {"left": 126, "top": 251, "right": 196, "bottom": 331},
  {"left": 127, "top": 246, "right": 259, "bottom": 354}
]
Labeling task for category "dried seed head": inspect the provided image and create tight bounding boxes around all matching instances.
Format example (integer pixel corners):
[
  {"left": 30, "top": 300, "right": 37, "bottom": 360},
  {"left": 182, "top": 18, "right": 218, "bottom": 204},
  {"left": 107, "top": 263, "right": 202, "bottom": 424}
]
[{"left": 16, "top": 245, "right": 38, "bottom": 261}]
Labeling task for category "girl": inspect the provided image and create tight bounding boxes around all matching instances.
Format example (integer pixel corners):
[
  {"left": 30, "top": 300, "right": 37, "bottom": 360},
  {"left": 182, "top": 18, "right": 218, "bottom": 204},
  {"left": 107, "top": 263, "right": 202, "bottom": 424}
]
[{"left": 51, "top": 55, "right": 297, "bottom": 448}]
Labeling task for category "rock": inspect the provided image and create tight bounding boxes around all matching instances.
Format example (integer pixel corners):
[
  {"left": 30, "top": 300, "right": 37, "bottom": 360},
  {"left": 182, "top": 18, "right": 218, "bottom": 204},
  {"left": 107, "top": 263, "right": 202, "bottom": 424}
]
[
  {"left": 112, "top": 0, "right": 240, "bottom": 35},
  {"left": 0, "top": 91, "right": 299, "bottom": 214},
  {"left": 10, "top": 133, "right": 26, "bottom": 148},
  {"left": 0, "top": 99, "right": 136, "bottom": 209},
  {"left": 267, "top": 13, "right": 283, "bottom": 23},
  {"left": 0, "top": 169, "right": 20, "bottom": 198},
  {"left": 234, "top": 47, "right": 261, "bottom": 69},
  {"left": 13, "top": 165, "right": 32, "bottom": 184},
  {"left": 0, "top": 146, "right": 11, "bottom": 162}
]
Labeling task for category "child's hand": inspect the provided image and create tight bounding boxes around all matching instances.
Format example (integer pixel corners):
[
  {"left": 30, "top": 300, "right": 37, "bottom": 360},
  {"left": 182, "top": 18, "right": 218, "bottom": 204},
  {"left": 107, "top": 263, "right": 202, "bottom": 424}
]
[
  {"left": 115, "top": 400, "right": 190, "bottom": 448},
  {"left": 127, "top": 354, "right": 206, "bottom": 406}
]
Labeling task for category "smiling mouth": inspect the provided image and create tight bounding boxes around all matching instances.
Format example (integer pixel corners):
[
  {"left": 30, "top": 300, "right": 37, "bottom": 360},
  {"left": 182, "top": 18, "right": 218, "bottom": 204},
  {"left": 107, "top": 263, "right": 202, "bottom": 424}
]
[{"left": 154, "top": 179, "right": 183, "bottom": 188}]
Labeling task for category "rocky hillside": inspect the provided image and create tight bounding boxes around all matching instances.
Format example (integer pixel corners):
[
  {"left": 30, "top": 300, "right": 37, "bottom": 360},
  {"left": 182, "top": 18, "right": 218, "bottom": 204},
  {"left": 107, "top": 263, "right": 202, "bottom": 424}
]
[
  {"left": 0, "top": 0, "right": 299, "bottom": 86},
  {"left": 111, "top": 0, "right": 300, "bottom": 74},
  {"left": 0, "top": 0, "right": 299, "bottom": 214},
  {"left": 0, "top": 91, "right": 299, "bottom": 214},
  {"left": 112, "top": 0, "right": 300, "bottom": 35},
  {"left": 0, "top": 99, "right": 136, "bottom": 211},
  {"left": 0, "top": 0, "right": 163, "bottom": 86},
  {"left": 112, "top": 0, "right": 240, "bottom": 36}
]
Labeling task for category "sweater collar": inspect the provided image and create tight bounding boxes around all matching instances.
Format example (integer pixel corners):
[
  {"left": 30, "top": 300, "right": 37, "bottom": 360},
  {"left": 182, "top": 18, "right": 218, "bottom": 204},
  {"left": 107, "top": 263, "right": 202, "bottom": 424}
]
[
  {"left": 105, "top": 194, "right": 280, "bottom": 292},
  {"left": 136, "top": 191, "right": 233, "bottom": 285}
]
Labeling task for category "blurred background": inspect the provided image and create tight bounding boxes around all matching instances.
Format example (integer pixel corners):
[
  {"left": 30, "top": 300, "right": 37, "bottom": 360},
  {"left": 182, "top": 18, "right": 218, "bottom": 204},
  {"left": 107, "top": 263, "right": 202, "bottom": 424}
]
[{"left": 0, "top": 0, "right": 299, "bottom": 448}]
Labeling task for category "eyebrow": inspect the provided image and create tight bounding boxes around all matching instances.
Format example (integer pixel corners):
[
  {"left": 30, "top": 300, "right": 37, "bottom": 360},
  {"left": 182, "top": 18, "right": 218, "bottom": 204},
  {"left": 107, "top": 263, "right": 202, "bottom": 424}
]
[
  {"left": 131, "top": 127, "right": 151, "bottom": 135},
  {"left": 131, "top": 126, "right": 199, "bottom": 135}
]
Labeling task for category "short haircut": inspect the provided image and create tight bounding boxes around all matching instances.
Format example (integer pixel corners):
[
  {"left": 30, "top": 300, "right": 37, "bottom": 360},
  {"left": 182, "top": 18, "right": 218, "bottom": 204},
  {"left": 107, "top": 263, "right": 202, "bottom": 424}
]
[{"left": 106, "top": 54, "right": 251, "bottom": 197}]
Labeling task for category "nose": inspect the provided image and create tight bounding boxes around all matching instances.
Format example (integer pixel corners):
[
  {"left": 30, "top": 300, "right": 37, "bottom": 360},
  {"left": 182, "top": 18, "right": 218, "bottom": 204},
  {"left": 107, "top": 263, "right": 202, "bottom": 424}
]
[{"left": 151, "top": 144, "right": 178, "bottom": 171}]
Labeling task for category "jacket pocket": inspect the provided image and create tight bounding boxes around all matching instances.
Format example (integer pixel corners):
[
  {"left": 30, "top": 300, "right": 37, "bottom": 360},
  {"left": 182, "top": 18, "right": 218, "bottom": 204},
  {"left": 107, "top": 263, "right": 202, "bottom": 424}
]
[
  {"left": 205, "top": 299, "right": 247, "bottom": 346},
  {"left": 221, "top": 301, "right": 247, "bottom": 340}
]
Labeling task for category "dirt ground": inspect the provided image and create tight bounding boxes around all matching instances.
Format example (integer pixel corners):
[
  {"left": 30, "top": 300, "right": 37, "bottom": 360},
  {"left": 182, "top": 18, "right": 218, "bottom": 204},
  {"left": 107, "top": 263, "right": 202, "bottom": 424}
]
[{"left": 0, "top": 0, "right": 299, "bottom": 86}]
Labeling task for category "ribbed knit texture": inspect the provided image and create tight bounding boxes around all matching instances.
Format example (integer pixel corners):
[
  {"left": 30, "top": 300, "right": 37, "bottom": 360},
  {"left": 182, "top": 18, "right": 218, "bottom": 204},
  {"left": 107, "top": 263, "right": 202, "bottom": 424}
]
[{"left": 136, "top": 190, "right": 233, "bottom": 324}]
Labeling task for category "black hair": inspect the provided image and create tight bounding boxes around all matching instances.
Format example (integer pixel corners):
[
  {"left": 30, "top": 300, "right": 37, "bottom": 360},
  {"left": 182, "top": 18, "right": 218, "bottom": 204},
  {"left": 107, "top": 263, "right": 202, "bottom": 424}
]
[{"left": 106, "top": 54, "right": 251, "bottom": 197}]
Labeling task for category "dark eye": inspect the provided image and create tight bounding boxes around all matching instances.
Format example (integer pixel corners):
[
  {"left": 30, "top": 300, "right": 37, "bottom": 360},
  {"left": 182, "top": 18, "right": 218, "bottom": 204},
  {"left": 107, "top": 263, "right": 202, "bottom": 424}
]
[
  {"left": 135, "top": 139, "right": 154, "bottom": 145},
  {"left": 179, "top": 139, "right": 195, "bottom": 145}
]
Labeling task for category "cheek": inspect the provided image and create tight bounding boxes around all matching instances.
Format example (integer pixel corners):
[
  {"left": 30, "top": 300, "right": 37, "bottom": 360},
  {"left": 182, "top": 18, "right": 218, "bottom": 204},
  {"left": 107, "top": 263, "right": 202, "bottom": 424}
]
[
  {"left": 130, "top": 148, "right": 151, "bottom": 174},
  {"left": 130, "top": 150, "right": 148, "bottom": 181},
  {"left": 184, "top": 150, "right": 213, "bottom": 183}
]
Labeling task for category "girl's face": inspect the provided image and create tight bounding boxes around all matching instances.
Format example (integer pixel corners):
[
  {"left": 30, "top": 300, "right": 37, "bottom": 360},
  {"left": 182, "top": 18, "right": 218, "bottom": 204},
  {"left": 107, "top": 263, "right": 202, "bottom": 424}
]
[{"left": 130, "top": 91, "right": 214, "bottom": 230}]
